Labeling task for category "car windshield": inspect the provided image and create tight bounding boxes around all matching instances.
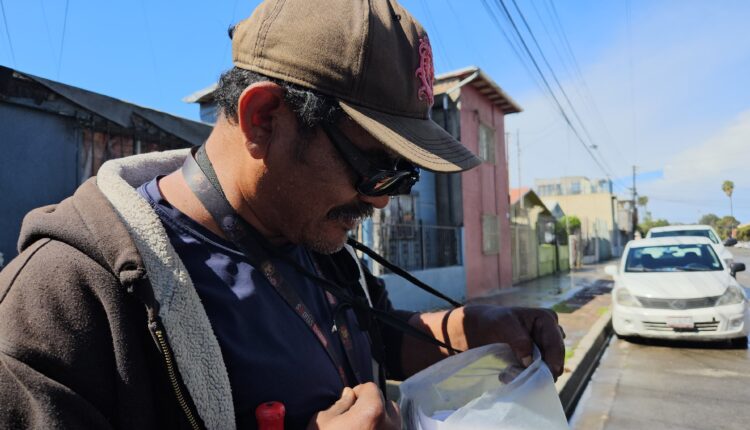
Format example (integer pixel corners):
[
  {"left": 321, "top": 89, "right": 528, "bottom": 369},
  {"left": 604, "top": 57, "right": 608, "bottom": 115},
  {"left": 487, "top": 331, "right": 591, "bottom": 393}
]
[
  {"left": 625, "top": 244, "right": 723, "bottom": 272},
  {"left": 649, "top": 229, "right": 720, "bottom": 244}
]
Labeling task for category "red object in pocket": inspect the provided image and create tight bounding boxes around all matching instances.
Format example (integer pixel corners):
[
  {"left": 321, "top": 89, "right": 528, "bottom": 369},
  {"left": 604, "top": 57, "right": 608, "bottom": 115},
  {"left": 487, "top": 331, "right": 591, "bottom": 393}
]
[{"left": 255, "top": 401, "right": 285, "bottom": 430}]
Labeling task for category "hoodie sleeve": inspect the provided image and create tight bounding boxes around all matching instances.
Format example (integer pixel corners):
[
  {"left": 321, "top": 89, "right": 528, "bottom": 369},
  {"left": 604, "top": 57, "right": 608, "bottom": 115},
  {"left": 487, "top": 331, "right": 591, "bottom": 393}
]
[{"left": 0, "top": 239, "right": 122, "bottom": 429}]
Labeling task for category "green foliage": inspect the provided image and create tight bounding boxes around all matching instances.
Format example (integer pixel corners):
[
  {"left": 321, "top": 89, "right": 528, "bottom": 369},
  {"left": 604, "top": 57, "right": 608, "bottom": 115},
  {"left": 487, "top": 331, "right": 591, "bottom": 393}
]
[
  {"left": 638, "top": 218, "right": 669, "bottom": 236},
  {"left": 557, "top": 215, "right": 581, "bottom": 234},
  {"left": 698, "top": 213, "right": 720, "bottom": 227},
  {"left": 737, "top": 225, "right": 750, "bottom": 242},
  {"left": 716, "top": 215, "right": 741, "bottom": 239},
  {"left": 637, "top": 195, "right": 649, "bottom": 208},
  {"left": 722, "top": 180, "right": 734, "bottom": 198}
]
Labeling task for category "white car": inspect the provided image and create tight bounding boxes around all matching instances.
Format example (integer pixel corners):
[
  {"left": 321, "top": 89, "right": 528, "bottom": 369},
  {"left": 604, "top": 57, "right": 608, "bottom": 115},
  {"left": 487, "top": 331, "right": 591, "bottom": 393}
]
[
  {"left": 646, "top": 224, "right": 734, "bottom": 267},
  {"left": 607, "top": 237, "right": 748, "bottom": 346}
]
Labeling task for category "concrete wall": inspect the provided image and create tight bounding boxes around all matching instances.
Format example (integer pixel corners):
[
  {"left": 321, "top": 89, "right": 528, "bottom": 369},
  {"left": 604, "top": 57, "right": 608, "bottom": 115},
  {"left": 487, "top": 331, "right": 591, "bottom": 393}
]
[
  {"left": 552, "top": 193, "right": 618, "bottom": 260},
  {"left": 381, "top": 265, "right": 466, "bottom": 312},
  {"left": 538, "top": 244, "right": 556, "bottom": 277},
  {"left": 458, "top": 86, "right": 513, "bottom": 297},
  {"left": 0, "top": 103, "right": 78, "bottom": 261}
]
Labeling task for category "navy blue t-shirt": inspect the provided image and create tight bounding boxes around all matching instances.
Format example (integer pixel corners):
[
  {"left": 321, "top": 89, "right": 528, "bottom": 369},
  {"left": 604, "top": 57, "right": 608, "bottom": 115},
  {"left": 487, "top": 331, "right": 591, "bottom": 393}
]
[{"left": 137, "top": 177, "right": 373, "bottom": 430}]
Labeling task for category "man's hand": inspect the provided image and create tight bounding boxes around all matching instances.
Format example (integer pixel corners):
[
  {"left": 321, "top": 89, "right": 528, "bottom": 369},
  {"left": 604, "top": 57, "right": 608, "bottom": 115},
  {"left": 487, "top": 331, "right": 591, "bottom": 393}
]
[
  {"left": 307, "top": 383, "right": 401, "bottom": 430},
  {"left": 402, "top": 305, "right": 565, "bottom": 379}
]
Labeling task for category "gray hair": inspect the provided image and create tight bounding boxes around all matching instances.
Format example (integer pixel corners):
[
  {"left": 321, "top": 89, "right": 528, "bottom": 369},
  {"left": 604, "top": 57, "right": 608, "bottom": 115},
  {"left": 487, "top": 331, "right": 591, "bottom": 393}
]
[{"left": 214, "top": 67, "right": 343, "bottom": 137}]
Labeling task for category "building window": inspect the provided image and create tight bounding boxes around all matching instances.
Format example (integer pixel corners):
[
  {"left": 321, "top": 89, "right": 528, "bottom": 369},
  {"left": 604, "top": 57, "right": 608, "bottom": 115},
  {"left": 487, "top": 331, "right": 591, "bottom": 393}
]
[
  {"left": 482, "top": 214, "right": 500, "bottom": 255},
  {"left": 570, "top": 181, "right": 581, "bottom": 194},
  {"left": 478, "top": 123, "right": 496, "bottom": 163}
]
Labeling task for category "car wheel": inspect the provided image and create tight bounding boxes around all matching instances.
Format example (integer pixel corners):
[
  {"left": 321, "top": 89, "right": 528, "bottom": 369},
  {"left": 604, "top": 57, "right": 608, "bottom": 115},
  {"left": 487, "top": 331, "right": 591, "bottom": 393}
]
[{"left": 729, "top": 336, "right": 748, "bottom": 349}]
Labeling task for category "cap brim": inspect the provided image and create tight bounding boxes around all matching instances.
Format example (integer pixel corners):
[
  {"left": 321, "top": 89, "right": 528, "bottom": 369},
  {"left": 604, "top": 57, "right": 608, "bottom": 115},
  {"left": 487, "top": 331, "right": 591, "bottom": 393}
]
[{"left": 339, "top": 101, "right": 482, "bottom": 173}]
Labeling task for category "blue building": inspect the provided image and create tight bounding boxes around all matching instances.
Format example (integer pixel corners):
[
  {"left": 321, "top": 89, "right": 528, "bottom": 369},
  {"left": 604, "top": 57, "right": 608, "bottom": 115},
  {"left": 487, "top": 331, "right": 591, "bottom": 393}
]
[{"left": 0, "top": 66, "right": 211, "bottom": 264}]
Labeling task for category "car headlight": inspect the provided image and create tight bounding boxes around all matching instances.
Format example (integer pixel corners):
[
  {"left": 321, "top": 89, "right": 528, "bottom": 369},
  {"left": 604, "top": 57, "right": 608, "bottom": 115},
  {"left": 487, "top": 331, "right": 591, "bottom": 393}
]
[
  {"left": 616, "top": 288, "right": 642, "bottom": 307},
  {"left": 715, "top": 285, "right": 746, "bottom": 306}
]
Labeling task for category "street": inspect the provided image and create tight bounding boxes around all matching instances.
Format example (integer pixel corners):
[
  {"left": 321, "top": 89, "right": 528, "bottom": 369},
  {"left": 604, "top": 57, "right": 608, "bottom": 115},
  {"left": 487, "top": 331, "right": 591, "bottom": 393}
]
[{"left": 570, "top": 247, "right": 750, "bottom": 430}]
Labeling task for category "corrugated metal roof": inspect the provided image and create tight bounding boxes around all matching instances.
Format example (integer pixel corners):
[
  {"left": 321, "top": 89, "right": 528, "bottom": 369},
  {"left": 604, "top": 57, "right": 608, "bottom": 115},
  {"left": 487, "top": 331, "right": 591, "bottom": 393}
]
[
  {"left": 3, "top": 66, "right": 212, "bottom": 145},
  {"left": 183, "top": 83, "right": 218, "bottom": 104},
  {"left": 434, "top": 66, "right": 522, "bottom": 115}
]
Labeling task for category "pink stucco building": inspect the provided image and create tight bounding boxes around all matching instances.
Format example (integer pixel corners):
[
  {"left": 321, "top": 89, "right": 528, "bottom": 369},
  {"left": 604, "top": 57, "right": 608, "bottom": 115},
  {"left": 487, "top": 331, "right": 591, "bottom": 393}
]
[{"left": 434, "top": 67, "right": 521, "bottom": 298}]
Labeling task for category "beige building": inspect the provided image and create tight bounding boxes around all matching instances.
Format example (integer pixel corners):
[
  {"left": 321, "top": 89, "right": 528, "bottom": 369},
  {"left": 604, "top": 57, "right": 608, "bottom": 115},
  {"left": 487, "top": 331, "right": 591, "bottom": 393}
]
[{"left": 536, "top": 176, "right": 633, "bottom": 262}]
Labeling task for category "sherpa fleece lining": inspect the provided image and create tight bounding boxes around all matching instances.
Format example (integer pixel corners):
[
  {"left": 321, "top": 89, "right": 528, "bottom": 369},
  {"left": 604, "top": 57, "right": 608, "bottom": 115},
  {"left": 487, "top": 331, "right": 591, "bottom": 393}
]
[{"left": 97, "top": 149, "right": 236, "bottom": 430}]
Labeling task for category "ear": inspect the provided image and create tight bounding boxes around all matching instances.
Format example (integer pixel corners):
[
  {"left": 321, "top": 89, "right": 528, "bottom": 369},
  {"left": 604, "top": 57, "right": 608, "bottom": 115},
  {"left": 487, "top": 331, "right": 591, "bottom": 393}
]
[{"left": 237, "top": 81, "right": 285, "bottom": 159}]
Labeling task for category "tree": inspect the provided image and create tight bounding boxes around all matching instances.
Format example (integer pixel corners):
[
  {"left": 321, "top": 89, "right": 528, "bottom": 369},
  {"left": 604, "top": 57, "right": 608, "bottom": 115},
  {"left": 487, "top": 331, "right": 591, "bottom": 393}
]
[
  {"left": 722, "top": 180, "right": 734, "bottom": 218},
  {"left": 638, "top": 218, "right": 669, "bottom": 236},
  {"left": 698, "top": 213, "right": 720, "bottom": 227},
  {"left": 557, "top": 215, "right": 581, "bottom": 236},
  {"left": 637, "top": 195, "right": 649, "bottom": 212},
  {"left": 716, "top": 215, "right": 740, "bottom": 239},
  {"left": 737, "top": 225, "right": 750, "bottom": 242}
]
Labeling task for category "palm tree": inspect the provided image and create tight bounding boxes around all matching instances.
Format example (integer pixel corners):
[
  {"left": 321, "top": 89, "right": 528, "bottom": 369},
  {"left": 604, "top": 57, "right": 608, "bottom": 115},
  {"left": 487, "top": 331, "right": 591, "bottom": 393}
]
[
  {"left": 722, "top": 180, "right": 734, "bottom": 219},
  {"left": 637, "top": 195, "right": 649, "bottom": 219}
]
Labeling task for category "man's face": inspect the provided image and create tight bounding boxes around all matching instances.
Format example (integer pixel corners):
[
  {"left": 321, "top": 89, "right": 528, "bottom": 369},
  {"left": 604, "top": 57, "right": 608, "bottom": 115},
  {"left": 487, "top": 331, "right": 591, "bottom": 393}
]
[{"left": 258, "top": 115, "right": 393, "bottom": 254}]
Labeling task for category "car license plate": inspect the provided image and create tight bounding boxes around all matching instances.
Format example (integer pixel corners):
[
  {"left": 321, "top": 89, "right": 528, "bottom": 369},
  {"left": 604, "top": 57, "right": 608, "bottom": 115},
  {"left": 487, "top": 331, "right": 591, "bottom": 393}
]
[{"left": 666, "top": 317, "right": 694, "bottom": 329}]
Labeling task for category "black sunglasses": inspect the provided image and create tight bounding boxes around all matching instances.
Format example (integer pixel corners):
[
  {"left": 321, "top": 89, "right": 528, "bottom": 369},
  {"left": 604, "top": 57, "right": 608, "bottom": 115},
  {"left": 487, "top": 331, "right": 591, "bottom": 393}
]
[{"left": 321, "top": 123, "right": 420, "bottom": 197}]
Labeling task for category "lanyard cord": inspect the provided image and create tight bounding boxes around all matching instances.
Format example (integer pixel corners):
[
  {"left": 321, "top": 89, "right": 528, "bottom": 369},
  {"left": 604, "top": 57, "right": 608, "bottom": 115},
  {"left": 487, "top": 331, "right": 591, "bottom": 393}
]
[
  {"left": 346, "top": 238, "right": 462, "bottom": 308},
  {"left": 183, "top": 146, "right": 464, "bottom": 357}
]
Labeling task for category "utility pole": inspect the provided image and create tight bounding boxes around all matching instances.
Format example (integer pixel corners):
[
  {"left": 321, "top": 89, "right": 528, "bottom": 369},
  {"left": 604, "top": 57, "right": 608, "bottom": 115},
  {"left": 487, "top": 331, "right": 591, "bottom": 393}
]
[
  {"left": 517, "top": 130, "right": 522, "bottom": 209},
  {"left": 631, "top": 165, "right": 638, "bottom": 240}
]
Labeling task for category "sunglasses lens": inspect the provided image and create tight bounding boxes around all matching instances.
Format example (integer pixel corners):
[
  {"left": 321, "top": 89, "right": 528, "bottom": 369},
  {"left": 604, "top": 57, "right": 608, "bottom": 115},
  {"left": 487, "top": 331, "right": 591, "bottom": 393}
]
[{"left": 358, "top": 168, "right": 419, "bottom": 197}]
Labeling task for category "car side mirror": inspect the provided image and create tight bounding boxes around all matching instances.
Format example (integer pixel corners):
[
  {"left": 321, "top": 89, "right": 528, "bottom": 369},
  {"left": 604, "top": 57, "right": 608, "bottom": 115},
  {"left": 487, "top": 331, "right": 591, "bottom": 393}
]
[
  {"left": 724, "top": 237, "right": 738, "bottom": 247},
  {"left": 730, "top": 262, "right": 745, "bottom": 277},
  {"left": 604, "top": 265, "right": 618, "bottom": 277}
]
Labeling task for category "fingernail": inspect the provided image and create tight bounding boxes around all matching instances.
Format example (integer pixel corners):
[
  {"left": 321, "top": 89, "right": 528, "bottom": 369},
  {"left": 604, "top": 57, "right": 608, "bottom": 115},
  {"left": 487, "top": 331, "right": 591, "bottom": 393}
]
[{"left": 521, "top": 355, "right": 533, "bottom": 367}]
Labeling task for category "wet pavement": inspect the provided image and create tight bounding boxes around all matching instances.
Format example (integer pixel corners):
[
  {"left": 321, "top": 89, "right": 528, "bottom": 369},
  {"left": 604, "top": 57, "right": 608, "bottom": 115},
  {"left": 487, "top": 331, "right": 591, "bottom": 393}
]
[
  {"left": 469, "top": 260, "right": 616, "bottom": 385},
  {"left": 470, "top": 260, "right": 615, "bottom": 309},
  {"left": 387, "top": 260, "right": 616, "bottom": 402}
]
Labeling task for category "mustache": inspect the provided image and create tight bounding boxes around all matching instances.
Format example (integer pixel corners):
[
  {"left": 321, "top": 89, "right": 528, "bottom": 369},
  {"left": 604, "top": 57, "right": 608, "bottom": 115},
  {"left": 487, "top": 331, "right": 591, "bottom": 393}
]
[{"left": 327, "top": 201, "right": 374, "bottom": 222}]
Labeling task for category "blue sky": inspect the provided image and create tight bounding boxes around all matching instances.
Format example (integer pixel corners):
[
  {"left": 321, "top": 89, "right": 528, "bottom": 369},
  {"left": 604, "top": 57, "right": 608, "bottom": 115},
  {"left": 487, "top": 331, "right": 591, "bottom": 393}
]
[{"left": 2, "top": 0, "right": 749, "bottom": 224}]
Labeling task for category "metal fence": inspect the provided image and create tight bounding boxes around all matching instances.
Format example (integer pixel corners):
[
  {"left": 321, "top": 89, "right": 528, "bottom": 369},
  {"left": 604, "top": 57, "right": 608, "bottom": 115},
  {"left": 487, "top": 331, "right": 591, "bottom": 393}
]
[{"left": 367, "top": 223, "right": 463, "bottom": 272}]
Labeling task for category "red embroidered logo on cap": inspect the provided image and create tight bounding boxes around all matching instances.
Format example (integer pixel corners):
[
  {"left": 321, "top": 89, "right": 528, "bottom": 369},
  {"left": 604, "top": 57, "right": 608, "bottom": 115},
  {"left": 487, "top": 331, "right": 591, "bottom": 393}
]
[{"left": 415, "top": 35, "right": 434, "bottom": 106}]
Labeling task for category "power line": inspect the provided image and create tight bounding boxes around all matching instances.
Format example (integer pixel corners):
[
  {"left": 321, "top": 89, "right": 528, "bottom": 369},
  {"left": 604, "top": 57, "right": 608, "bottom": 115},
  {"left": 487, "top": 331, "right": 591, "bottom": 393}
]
[
  {"left": 511, "top": 0, "right": 626, "bottom": 184},
  {"left": 626, "top": 0, "right": 638, "bottom": 167},
  {"left": 0, "top": 0, "right": 16, "bottom": 65},
  {"left": 57, "top": 0, "right": 70, "bottom": 78},
  {"left": 40, "top": 0, "right": 57, "bottom": 72},
  {"left": 418, "top": 0, "right": 454, "bottom": 70},
  {"left": 491, "top": 0, "right": 613, "bottom": 178},
  {"left": 220, "top": 0, "right": 240, "bottom": 64},
  {"left": 479, "top": 0, "right": 555, "bottom": 112},
  {"left": 540, "top": 0, "right": 628, "bottom": 168},
  {"left": 139, "top": 0, "right": 160, "bottom": 83},
  {"left": 442, "top": 0, "right": 487, "bottom": 66},
  {"left": 509, "top": 0, "right": 599, "bottom": 154}
]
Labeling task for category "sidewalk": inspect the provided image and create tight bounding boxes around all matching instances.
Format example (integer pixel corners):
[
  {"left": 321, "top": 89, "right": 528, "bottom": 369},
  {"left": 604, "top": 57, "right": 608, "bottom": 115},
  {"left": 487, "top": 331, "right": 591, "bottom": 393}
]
[
  {"left": 469, "top": 260, "right": 615, "bottom": 410},
  {"left": 471, "top": 260, "right": 614, "bottom": 355},
  {"left": 387, "top": 260, "right": 616, "bottom": 411}
]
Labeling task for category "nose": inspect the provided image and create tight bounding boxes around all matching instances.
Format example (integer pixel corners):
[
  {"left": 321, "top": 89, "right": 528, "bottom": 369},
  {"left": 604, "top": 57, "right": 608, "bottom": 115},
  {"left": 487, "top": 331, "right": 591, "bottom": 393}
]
[{"left": 358, "top": 193, "right": 390, "bottom": 209}]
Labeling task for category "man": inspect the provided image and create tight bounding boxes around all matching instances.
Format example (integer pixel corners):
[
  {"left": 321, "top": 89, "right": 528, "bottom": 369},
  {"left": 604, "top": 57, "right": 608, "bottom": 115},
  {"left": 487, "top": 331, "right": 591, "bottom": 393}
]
[{"left": 0, "top": 0, "right": 563, "bottom": 429}]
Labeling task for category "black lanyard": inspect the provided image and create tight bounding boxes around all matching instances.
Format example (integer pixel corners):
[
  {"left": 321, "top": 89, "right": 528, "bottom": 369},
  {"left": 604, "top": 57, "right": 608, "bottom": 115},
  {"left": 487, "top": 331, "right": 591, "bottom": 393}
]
[
  {"left": 180, "top": 146, "right": 463, "bottom": 393},
  {"left": 182, "top": 146, "right": 364, "bottom": 386}
]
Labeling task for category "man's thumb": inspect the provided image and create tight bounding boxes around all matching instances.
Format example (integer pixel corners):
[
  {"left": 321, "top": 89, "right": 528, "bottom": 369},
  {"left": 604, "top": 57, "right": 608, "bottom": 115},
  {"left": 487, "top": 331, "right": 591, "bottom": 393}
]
[{"left": 326, "top": 387, "right": 357, "bottom": 416}]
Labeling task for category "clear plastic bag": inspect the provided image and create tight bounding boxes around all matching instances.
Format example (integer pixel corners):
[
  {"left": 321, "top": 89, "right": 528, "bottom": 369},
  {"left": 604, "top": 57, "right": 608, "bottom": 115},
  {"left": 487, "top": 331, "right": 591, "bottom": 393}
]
[{"left": 399, "top": 343, "right": 568, "bottom": 430}]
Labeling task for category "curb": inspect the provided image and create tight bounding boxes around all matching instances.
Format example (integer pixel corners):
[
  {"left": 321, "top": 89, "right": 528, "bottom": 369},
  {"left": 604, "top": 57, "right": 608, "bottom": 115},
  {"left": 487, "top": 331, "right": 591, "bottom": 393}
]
[{"left": 556, "top": 310, "right": 613, "bottom": 419}]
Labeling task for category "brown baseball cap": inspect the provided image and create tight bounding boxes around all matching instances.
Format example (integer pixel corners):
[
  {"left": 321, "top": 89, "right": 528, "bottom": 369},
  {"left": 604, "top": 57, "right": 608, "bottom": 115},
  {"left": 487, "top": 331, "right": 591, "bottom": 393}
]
[{"left": 231, "top": 0, "right": 481, "bottom": 173}]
